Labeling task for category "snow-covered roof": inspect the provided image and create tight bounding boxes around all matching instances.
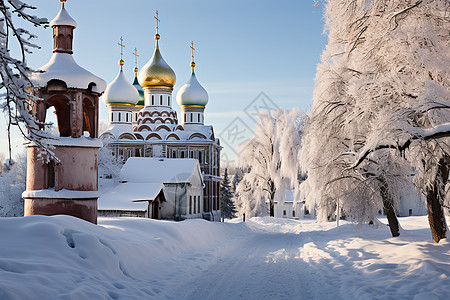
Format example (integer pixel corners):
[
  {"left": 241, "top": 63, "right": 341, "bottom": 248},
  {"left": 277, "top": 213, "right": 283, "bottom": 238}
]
[
  {"left": 22, "top": 189, "right": 101, "bottom": 199},
  {"left": 98, "top": 182, "right": 165, "bottom": 211},
  {"left": 176, "top": 72, "right": 208, "bottom": 107},
  {"left": 26, "top": 136, "right": 103, "bottom": 148},
  {"left": 32, "top": 53, "right": 106, "bottom": 93},
  {"left": 102, "top": 70, "right": 139, "bottom": 105},
  {"left": 121, "top": 157, "right": 203, "bottom": 184},
  {"left": 50, "top": 6, "right": 77, "bottom": 28}
]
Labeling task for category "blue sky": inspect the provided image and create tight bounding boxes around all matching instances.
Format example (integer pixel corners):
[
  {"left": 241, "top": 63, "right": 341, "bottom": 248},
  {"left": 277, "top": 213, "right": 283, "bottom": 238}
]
[{"left": 0, "top": 0, "right": 327, "bottom": 165}]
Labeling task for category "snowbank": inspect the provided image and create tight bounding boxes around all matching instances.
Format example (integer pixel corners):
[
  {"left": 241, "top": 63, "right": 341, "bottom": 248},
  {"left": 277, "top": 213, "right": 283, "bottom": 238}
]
[{"left": 0, "top": 216, "right": 448, "bottom": 299}]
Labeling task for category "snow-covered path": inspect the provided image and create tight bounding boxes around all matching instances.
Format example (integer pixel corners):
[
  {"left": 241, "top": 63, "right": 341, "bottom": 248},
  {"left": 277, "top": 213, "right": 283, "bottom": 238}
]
[
  {"left": 0, "top": 216, "right": 449, "bottom": 299},
  {"left": 167, "top": 217, "right": 450, "bottom": 300}
]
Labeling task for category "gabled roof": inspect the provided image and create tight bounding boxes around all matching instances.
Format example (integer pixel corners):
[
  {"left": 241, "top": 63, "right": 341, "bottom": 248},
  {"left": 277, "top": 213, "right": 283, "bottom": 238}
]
[{"left": 121, "top": 157, "right": 203, "bottom": 185}]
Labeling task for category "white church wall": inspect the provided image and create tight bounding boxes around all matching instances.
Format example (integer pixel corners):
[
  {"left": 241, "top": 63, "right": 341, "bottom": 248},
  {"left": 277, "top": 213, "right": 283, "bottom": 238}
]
[{"left": 398, "top": 184, "right": 427, "bottom": 217}]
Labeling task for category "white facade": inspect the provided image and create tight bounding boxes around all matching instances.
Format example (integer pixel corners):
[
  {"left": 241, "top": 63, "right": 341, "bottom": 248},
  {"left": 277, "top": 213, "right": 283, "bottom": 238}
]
[
  {"left": 272, "top": 190, "right": 316, "bottom": 219},
  {"left": 99, "top": 157, "right": 204, "bottom": 220}
]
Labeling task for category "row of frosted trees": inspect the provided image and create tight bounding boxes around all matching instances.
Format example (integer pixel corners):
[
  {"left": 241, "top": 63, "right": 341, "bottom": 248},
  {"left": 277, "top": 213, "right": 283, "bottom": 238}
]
[{"left": 235, "top": 0, "right": 449, "bottom": 243}]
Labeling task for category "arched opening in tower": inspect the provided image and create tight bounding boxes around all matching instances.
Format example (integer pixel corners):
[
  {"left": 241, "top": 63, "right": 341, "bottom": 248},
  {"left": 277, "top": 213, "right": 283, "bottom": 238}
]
[
  {"left": 82, "top": 98, "right": 95, "bottom": 137},
  {"left": 46, "top": 96, "right": 71, "bottom": 137}
]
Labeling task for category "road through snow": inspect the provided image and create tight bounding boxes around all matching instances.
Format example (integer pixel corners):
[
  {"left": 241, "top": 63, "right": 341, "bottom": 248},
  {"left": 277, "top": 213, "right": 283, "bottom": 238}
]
[{"left": 165, "top": 217, "right": 450, "bottom": 300}]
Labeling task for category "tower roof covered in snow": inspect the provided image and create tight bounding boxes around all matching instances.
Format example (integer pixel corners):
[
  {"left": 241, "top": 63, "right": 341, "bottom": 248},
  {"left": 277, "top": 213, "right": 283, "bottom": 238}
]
[{"left": 31, "top": 1, "right": 106, "bottom": 93}]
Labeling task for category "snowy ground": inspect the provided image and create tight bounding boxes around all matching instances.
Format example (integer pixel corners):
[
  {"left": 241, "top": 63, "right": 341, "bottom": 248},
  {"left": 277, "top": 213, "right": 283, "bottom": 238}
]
[{"left": 0, "top": 215, "right": 449, "bottom": 300}]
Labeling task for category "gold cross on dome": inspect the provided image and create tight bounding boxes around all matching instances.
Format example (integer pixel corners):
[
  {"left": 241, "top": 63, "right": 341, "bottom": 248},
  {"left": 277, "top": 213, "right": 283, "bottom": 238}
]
[
  {"left": 154, "top": 10, "right": 160, "bottom": 34},
  {"left": 133, "top": 48, "right": 139, "bottom": 68},
  {"left": 60, "top": 0, "right": 66, "bottom": 8},
  {"left": 118, "top": 37, "right": 125, "bottom": 60},
  {"left": 190, "top": 41, "right": 195, "bottom": 62}
]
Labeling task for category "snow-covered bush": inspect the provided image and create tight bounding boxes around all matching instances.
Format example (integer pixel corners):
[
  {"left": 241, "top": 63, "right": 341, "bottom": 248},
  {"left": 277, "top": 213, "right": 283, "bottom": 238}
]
[
  {"left": 98, "top": 145, "right": 123, "bottom": 182},
  {"left": 0, "top": 152, "right": 26, "bottom": 217}
]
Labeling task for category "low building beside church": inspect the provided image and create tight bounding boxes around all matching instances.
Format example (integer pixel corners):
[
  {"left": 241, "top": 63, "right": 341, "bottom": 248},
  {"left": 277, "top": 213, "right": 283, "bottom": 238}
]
[{"left": 98, "top": 157, "right": 204, "bottom": 220}]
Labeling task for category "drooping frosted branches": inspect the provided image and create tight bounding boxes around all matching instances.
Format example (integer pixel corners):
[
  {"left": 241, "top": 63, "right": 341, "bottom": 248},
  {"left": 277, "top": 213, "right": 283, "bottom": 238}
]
[{"left": 0, "top": 0, "right": 49, "bottom": 161}]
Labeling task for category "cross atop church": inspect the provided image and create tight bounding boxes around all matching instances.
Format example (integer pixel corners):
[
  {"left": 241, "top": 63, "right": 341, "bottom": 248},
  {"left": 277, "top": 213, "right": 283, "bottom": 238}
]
[
  {"left": 190, "top": 41, "right": 195, "bottom": 62},
  {"left": 154, "top": 10, "right": 160, "bottom": 34},
  {"left": 118, "top": 37, "right": 125, "bottom": 60},
  {"left": 60, "top": 0, "right": 66, "bottom": 8},
  {"left": 133, "top": 48, "right": 139, "bottom": 68}
]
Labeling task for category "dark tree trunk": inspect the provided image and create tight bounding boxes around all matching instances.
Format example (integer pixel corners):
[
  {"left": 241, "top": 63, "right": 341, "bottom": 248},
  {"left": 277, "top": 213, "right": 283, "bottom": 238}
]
[
  {"left": 268, "top": 180, "right": 276, "bottom": 217},
  {"left": 379, "top": 176, "right": 400, "bottom": 237},
  {"left": 426, "top": 156, "right": 449, "bottom": 244},
  {"left": 269, "top": 200, "right": 275, "bottom": 217}
]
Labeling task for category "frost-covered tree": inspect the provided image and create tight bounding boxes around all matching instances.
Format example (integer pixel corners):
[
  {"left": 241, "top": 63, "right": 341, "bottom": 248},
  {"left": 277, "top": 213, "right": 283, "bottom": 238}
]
[
  {"left": 220, "top": 168, "right": 237, "bottom": 220},
  {"left": 0, "top": 1, "right": 49, "bottom": 161},
  {"left": 0, "top": 151, "right": 26, "bottom": 217},
  {"left": 236, "top": 108, "right": 303, "bottom": 217},
  {"left": 231, "top": 167, "right": 243, "bottom": 193},
  {"left": 98, "top": 145, "right": 122, "bottom": 182},
  {"left": 304, "top": 0, "right": 450, "bottom": 242}
]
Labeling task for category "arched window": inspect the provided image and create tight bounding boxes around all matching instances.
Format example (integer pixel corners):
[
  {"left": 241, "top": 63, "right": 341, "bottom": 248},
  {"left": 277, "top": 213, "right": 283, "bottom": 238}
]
[
  {"left": 47, "top": 96, "right": 71, "bottom": 137},
  {"left": 82, "top": 98, "right": 95, "bottom": 137}
]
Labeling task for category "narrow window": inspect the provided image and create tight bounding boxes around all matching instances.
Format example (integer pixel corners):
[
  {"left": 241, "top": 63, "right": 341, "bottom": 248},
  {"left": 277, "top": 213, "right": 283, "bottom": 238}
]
[
  {"left": 198, "top": 114, "right": 200, "bottom": 122},
  {"left": 160, "top": 95, "right": 162, "bottom": 105},
  {"left": 190, "top": 113, "right": 193, "bottom": 122},
  {"left": 118, "top": 112, "right": 121, "bottom": 122},
  {"left": 168, "top": 96, "right": 171, "bottom": 106},
  {"left": 111, "top": 113, "right": 114, "bottom": 122},
  {"left": 293, "top": 210, "right": 295, "bottom": 217},
  {"left": 47, "top": 163, "right": 55, "bottom": 188},
  {"left": 152, "top": 95, "right": 154, "bottom": 105},
  {"left": 181, "top": 151, "right": 185, "bottom": 158},
  {"left": 126, "top": 113, "right": 128, "bottom": 123},
  {"left": 193, "top": 196, "right": 196, "bottom": 214},
  {"left": 198, "top": 196, "right": 201, "bottom": 213},
  {"left": 189, "top": 196, "right": 192, "bottom": 214},
  {"left": 199, "top": 152, "right": 202, "bottom": 163},
  {"left": 283, "top": 210, "right": 286, "bottom": 216}
]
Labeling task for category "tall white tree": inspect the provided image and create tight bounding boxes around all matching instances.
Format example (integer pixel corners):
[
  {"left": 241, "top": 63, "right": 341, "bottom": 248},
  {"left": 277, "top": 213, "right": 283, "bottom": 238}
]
[
  {"left": 235, "top": 108, "right": 303, "bottom": 218},
  {"left": 303, "top": 0, "right": 450, "bottom": 242}
]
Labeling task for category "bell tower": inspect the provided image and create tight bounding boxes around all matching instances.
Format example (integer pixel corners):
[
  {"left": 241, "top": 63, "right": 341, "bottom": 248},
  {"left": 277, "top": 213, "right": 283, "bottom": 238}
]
[{"left": 23, "top": 0, "right": 106, "bottom": 224}]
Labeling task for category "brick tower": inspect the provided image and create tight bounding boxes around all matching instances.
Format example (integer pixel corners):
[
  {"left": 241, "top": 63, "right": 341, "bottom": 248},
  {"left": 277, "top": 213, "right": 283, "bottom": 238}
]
[{"left": 22, "top": 1, "right": 106, "bottom": 223}]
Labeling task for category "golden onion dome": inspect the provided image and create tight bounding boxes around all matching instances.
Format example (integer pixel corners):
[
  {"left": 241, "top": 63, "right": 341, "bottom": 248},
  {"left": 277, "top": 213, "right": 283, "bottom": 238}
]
[{"left": 138, "top": 37, "right": 176, "bottom": 90}]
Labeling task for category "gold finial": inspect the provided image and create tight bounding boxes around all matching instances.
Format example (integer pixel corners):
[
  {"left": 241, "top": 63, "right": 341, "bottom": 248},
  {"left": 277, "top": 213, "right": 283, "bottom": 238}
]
[
  {"left": 60, "top": 0, "right": 66, "bottom": 9},
  {"left": 154, "top": 10, "right": 160, "bottom": 41},
  {"left": 190, "top": 41, "right": 196, "bottom": 72},
  {"left": 132, "top": 47, "right": 139, "bottom": 76},
  {"left": 118, "top": 36, "right": 125, "bottom": 70}
]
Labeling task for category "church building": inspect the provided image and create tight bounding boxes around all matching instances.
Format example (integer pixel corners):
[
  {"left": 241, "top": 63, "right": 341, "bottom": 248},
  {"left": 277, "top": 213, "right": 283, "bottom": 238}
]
[{"left": 100, "top": 12, "right": 222, "bottom": 220}]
